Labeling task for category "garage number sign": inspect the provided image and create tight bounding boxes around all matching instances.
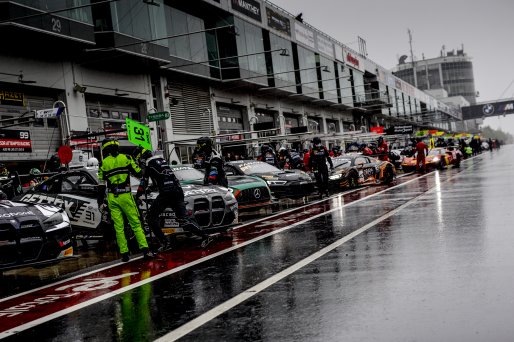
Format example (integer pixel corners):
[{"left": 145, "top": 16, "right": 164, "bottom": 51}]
[{"left": 126, "top": 118, "right": 153, "bottom": 151}]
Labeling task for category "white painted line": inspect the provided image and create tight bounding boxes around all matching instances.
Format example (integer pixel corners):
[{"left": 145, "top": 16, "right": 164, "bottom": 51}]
[{"left": 156, "top": 159, "right": 474, "bottom": 341}]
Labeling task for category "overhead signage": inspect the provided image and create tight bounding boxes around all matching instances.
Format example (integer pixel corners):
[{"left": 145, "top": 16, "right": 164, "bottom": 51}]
[
  {"left": 343, "top": 48, "right": 365, "bottom": 72},
  {"left": 35, "top": 107, "right": 64, "bottom": 119},
  {"left": 0, "top": 129, "right": 32, "bottom": 152},
  {"left": 462, "top": 100, "right": 514, "bottom": 120},
  {"left": 231, "top": 0, "right": 262, "bottom": 22},
  {"left": 126, "top": 118, "right": 152, "bottom": 151},
  {"left": 294, "top": 23, "right": 315, "bottom": 49},
  {"left": 385, "top": 125, "right": 414, "bottom": 135},
  {"left": 317, "top": 35, "right": 334, "bottom": 58},
  {"left": 0, "top": 91, "right": 25, "bottom": 106},
  {"left": 147, "top": 111, "right": 170, "bottom": 122},
  {"left": 266, "top": 7, "right": 291, "bottom": 36}
]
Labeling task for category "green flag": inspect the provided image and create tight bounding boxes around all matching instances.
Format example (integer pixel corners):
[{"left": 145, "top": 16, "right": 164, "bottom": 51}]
[{"left": 126, "top": 118, "right": 153, "bottom": 151}]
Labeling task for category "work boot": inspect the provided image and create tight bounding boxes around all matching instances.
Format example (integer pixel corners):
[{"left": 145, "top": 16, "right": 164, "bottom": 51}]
[
  {"left": 121, "top": 253, "right": 130, "bottom": 262},
  {"left": 200, "top": 236, "right": 214, "bottom": 249},
  {"left": 142, "top": 248, "right": 156, "bottom": 259}
]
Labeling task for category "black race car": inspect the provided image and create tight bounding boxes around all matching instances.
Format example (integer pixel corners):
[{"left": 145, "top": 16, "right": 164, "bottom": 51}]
[
  {"left": 0, "top": 200, "right": 73, "bottom": 271},
  {"left": 328, "top": 155, "right": 396, "bottom": 189},
  {"left": 224, "top": 160, "right": 316, "bottom": 198},
  {"left": 16, "top": 168, "right": 238, "bottom": 239}
]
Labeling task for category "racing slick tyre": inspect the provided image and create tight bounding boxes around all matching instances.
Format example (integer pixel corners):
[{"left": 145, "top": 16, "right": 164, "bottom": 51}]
[
  {"left": 348, "top": 171, "right": 359, "bottom": 189},
  {"left": 383, "top": 167, "right": 394, "bottom": 185}
]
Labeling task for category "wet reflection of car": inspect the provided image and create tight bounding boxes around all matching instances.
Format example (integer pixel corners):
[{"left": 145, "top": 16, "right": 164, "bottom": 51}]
[
  {"left": 328, "top": 155, "right": 396, "bottom": 189},
  {"left": 0, "top": 200, "right": 73, "bottom": 271},
  {"left": 224, "top": 160, "right": 316, "bottom": 199},
  {"left": 170, "top": 165, "right": 272, "bottom": 211},
  {"left": 16, "top": 168, "right": 237, "bottom": 239}
]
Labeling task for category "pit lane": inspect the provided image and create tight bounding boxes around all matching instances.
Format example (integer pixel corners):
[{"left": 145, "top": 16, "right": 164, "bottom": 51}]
[{"left": 0, "top": 171, "right": 416, "bottom": 299}]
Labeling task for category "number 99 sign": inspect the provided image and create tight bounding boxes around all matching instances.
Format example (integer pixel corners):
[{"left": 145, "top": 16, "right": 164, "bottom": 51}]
[{"left": 126, "top": 118, "right": 153, "bottom": 151}]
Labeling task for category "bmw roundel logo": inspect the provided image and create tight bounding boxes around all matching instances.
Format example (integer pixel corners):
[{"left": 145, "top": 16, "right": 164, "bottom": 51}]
[
  {"left": 483, "top": 104, "right": 495, "bottom": 115},
  {"left": 253, "top": 188, "right": 261, "bottom": 199}
]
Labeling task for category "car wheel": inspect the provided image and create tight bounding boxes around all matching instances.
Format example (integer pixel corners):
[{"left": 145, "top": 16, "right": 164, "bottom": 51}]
[
  {"left": 383, "top": 167, "right": 394, "bottom": 184},
  {"left": 348, "top": 172, "right": 359, "bottom": 189},
  {"left": 438, "top": 161, "right": 445, "bottom": 170}
]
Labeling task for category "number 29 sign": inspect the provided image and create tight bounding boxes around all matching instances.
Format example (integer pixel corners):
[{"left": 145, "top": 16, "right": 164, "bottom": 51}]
[{"left": 126, "top": 118, "right": 153, "bottom": 151}]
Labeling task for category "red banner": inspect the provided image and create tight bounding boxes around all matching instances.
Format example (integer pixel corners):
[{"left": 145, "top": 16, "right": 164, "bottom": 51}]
[{"left": 370, "top": 126, "right": 384, "bottom": 134}]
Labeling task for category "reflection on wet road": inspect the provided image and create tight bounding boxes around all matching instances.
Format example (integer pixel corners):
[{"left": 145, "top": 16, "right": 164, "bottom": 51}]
[{"left": 1, "top": 146, "right": 513, "bottom": 341}]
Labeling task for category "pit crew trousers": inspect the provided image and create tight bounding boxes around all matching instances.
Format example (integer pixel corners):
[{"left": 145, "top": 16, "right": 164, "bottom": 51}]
[
  {"left": 108, "top": 192, "right": 148, "bottom": 254},
  {"left": 148, "top": 193, "right": 206, "bottom": 240}
]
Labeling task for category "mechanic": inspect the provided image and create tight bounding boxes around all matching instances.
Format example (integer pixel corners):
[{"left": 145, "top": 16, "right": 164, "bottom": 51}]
[
  {"left": 330, "top": 146, "right": 342, "bottom": 157},
  {"left": 376, "top": 136, "right": 389, "bottom": 161},
  {"left": 259, "top": 143, "right": 280, "bottom": 168},
  {"left": 195, "top": 137, "right": 228, "bottom": 187},
  {"left": 28, "top": 168, "right": 42, "bottom": 187},
  {"left": 98, "top": 138, "right": 154, "bottom": 262},
  {"left": 133, "top": 147, "right": 213, "bottom": 250},
  {"left": 309, "top": 137, "right": 334, "bottom": 198},
  {"left": 415, "top": 137, "right": 428, "bottom": 173},
  {"left": 0, "top": 163, "right": 22, "bottom": 199}
]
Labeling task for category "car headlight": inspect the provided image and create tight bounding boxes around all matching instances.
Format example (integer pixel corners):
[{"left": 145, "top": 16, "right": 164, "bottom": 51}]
[
  {"left": 224, "top": 191, "right": 236, "bottom": 201},
  {"left": 432, "top": 157, "right": 440, "bottom": 162},
  {"left": 43, "top": 211, "right": 69, "bottom": 231},
  {"left": 267, "top": 180, "right": 287, "bottom": 185},
  {"left": 329, "top": 174, "right": 342, "bottom": 180}
]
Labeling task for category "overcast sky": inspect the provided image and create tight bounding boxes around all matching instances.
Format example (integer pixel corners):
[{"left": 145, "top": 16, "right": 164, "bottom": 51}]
[{"left": 270, "top": 0, "right": 514, "bottom": 135}]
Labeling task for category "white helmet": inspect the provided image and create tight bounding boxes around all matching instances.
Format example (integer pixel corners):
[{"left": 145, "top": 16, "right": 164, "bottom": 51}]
[{"left": 87, "top": 157, "right": 99, "bottom": 167}]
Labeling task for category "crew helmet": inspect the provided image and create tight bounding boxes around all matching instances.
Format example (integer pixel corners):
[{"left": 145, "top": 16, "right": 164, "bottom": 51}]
[
  {"left": 132, "top": 146, "right": 153, "bottom": 162},
  {"left": 101, "top": 137, "right": 119, "bottom": 156},
  {"left": 312, "top": 137, "right": 321, "bottom": 145},
  {"left": 29, "top": 168, "right": 41, "bottom": 176},
  {"left": 0, "top": 163, "right": 8, "bottom": 177},
  {"left": 196, "top": 136, "right": 213, "bottom": 153}
]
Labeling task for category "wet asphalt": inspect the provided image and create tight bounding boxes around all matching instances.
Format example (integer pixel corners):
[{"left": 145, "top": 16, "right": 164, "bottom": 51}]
[{"left": 2, "top": 146, "right": 513, "bottom": 341}]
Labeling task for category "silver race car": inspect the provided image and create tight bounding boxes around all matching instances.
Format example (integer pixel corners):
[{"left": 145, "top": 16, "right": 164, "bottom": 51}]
[{"left": 16, "top": 168, "right": 238, "bottom": 239}]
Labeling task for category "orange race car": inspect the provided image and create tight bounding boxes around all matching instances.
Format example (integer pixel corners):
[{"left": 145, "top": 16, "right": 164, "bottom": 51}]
[{"left": 401, "top": 147, "right": 460, "bottom": 172}]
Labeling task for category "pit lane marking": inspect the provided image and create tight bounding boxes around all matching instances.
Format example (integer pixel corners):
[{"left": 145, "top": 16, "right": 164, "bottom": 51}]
[
  {"left": 156, "top": 160, "right": 478, "bottom": 341},
  {"left": 0, "top": 156, "right": 481, "bottom": 338},
  {"left": 0, "top": 156, "right": 475, "bottom": 305},
  {"left": 0, "top": 169, "right": 438, "bottom": 338}
]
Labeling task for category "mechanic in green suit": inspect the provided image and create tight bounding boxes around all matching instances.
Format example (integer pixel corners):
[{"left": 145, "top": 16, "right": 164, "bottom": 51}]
[{"left": 98, "top": 137, "right": 155, "bottom": 262}]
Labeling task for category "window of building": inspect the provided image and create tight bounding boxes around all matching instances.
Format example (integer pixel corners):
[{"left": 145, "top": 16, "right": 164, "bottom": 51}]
[
  {"left": 234, "top": 17, "right": 267, "bottom": 81},
  {"left": 17, "top": 0, "right": 92, "bottom": 24},
  {"left": 269, "top": 33, "right": 295, "bottom": 87},
  {"left": 167, "top": 7, "right": 207, "bottom": 62},
  {"left": 319, "top": 55, "right": 337, "bottom": 101},
  {"left": 101, "top": 110, "right": 110, "bottom": 119},
  {"left": 111, "top": 111, "right": 120, "bottom": 119},
  {"left": 111, "top": 0, "right": 166, "bottom": 46},
  {"left": 297, "top": 46, "right": 318, "bottom": 98}
]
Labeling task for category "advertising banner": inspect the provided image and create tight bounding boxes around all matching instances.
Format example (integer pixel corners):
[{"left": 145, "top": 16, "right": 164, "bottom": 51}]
[
  {"left": 0, "top": 91, "right": 25, "bottom": 106},
  {"left": 294, "top": 23, "right": 315, "bottom": 49},
  {"left": 370, "top": 126, "right": 384, "bottom": 134},
  {"left": 266, "top": 7, "right": 290, "bottom": 36},
  {"left": 317, "top": 35, "right": 334, "bottom": 58},
  {"left": 343, "top": 48, "right": 365, "bottom": 72},
  {"left": 0, "top": 129, "right": 32, "bottom": 152},
  {"left": 385, "top": 125, "right": 414, "bottom": 135},
  {"left": 231, "top": 0, "right": 262, "bottom": 22}
]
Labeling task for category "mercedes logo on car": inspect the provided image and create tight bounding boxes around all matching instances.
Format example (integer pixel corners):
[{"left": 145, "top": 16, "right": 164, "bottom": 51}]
[
  {"left": 253, "top": 188, "right": 261, "bottom": 199},
  {"left": 482, "top": 103, "right": 495, "bottom": 115}
]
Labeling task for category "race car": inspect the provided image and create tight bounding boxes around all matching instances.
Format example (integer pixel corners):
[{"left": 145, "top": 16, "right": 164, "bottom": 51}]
[
  {"left": 170, "top": 165, "right": 273, "bottom": 211},
  {"left": 328, "top": 155, "right": 396, "bottom": 189},
  {"left": 0, "top": 199, "right": 73, "bottom": 271},
  {"left": 401, "top": 147, "right": 459, "bottom": 172},
  {"left": 15, "top": 168, "right": 237, "bottom": 239},
  {"left": 224, "top": 160, "right": 316, "bottom": 198}
]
